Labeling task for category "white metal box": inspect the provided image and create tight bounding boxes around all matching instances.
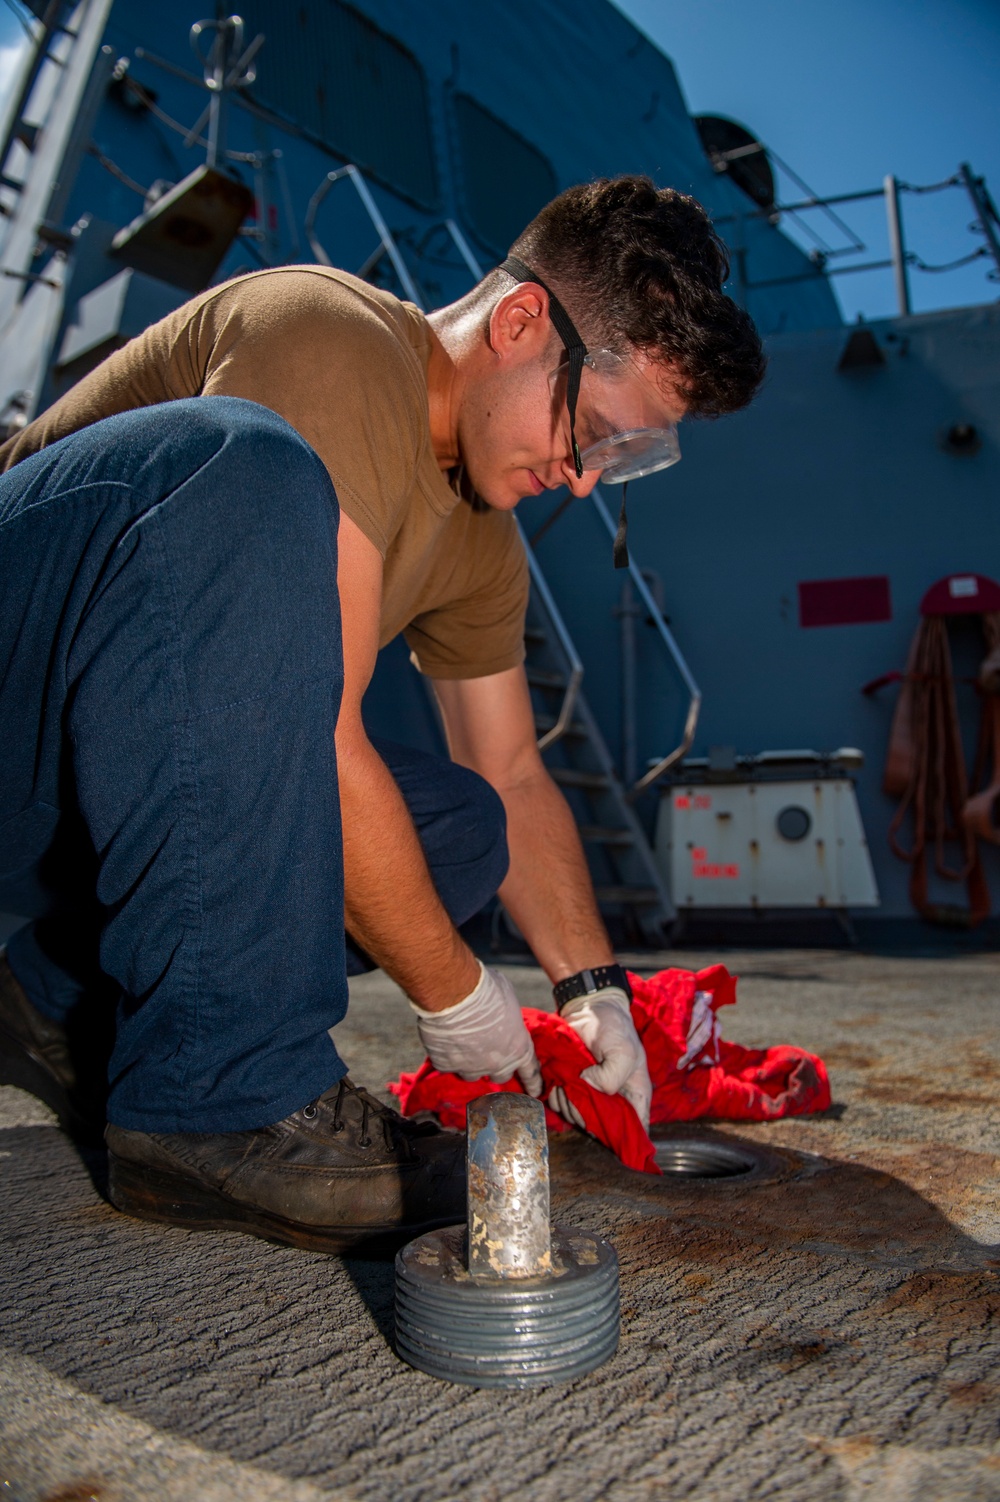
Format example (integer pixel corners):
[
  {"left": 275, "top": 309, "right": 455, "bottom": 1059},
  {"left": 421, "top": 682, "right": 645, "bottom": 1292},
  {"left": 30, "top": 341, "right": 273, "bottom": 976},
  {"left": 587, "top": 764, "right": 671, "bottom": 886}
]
[{"left": 654, "top": 778, "right": 879, "bottom": 909}]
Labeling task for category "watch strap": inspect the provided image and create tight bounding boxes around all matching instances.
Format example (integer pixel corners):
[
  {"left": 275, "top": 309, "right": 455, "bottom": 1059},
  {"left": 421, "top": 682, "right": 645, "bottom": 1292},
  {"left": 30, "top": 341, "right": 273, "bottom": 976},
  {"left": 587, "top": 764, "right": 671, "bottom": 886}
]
[{"left": 553, "top": 963, "right": 633, "bottom": 1013}]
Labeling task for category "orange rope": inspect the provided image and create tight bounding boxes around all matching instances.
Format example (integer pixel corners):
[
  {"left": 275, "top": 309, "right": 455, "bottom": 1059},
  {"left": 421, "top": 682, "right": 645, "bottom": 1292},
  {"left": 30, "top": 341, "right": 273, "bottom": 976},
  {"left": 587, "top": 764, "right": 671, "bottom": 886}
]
[{"left": 883, "top": 612, "right": 999, "bottom": 927}]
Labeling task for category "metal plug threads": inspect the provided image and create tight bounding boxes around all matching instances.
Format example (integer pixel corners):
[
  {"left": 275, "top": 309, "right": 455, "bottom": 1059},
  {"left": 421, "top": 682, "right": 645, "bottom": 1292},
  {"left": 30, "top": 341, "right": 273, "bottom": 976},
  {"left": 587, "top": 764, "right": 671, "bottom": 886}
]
[{"left": 394, "top": 1093, "right": 620, "bottom": 1388}]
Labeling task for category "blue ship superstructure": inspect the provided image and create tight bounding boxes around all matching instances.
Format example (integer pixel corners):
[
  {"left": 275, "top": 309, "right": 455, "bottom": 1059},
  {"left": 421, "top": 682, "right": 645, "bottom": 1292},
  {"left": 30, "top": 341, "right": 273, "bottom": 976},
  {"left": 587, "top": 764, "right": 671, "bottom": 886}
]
[{"left": 1, "top": 0, "right": 998, "bottom": 943}]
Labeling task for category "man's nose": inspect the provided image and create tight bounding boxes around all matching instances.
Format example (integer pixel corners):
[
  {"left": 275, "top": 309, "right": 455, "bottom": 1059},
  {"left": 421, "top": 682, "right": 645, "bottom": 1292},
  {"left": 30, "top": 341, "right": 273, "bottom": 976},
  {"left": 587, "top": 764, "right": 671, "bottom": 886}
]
[{"left": 562, "top": 460, "right": 601, "bottom": 498}]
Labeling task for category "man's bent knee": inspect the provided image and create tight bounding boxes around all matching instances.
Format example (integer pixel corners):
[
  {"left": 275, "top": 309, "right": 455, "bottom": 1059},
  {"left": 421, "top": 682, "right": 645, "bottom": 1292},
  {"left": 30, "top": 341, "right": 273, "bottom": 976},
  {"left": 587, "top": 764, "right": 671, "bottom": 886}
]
[
  {"left": 127, "top": 396, "right": 338, "bottom": 542},
  {"left": 164, "top": 397, "right": 337, "bottom": 553}
]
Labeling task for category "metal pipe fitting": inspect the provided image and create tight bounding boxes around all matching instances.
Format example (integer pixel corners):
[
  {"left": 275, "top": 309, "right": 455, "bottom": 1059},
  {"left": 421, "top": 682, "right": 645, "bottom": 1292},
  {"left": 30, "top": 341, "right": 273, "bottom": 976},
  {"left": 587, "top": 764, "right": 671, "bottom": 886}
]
[
  {"left": 467, "top": 1094, "right": 552, "bottom": 1279},
  {"left": 394, "top": 1093, "right": 620, "bottom": 1388}
]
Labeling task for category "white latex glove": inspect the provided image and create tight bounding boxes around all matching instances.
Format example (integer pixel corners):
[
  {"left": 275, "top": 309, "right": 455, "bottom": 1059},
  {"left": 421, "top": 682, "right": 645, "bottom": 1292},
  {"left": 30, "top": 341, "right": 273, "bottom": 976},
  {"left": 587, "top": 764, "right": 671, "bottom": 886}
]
[
  {"left": 548, "top": 988, "right": 651, "bottom": 1131},
  {"left": 411, "top": 962, "right": 543, "bottom": 1097}
]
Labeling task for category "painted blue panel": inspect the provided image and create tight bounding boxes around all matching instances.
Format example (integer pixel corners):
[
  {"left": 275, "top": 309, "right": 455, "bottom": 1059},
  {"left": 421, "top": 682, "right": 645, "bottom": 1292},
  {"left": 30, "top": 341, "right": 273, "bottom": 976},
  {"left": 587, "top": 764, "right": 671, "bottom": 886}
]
[
  {"left": 237, "top": 0, "right": 438, "bottom": 208},
  {"left": 451, "top": 92, "right": 556, "bottom": 255}
]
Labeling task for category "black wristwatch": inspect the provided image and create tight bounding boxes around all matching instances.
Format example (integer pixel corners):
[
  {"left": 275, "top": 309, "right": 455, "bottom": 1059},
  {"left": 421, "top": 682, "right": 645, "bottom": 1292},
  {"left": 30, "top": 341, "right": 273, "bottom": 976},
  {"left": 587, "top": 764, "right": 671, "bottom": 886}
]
[{"left": 553, "top": 963, "right": 632, "bottom": 1013}]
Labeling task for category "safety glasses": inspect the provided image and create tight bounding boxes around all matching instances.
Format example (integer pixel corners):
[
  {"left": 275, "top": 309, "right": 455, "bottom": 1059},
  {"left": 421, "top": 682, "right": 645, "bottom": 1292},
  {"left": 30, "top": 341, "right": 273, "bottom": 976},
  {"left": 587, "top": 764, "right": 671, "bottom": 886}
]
[
  {"left": 580, "top": 425, "right": 681, "bottom": 482},
  {"left": 500, "top": 255, "right": 681, "bottom": 567},
  {"left": 548, "top": 348, "right": 681, "bottom": 483}
]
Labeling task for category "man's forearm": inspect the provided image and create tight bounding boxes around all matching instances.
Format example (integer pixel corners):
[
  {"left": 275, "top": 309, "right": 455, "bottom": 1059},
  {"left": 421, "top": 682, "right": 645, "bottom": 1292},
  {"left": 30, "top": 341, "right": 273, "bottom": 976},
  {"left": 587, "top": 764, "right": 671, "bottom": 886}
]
[
  {"left": 338, "top": 736, "right": 479, "bottom": 1011},
  {"left": 496, "top": 768, "right": 614, "bottom": 982}
]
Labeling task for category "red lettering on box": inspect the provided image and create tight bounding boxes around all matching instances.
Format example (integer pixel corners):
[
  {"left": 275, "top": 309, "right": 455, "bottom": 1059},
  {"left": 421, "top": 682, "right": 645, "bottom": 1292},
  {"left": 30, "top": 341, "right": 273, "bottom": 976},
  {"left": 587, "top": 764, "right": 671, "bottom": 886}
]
[
  {"left": 692, "top": 862, "right": 740, "bottom": 880},
  {"left": 694, "top": 794, "right": 712, "bottom": 810},
  {"left": 675, "top": 795, "right": 690, "bottom": 809},
  {"left": 692, "top": 847, "right": 707, "bottom": 861}
]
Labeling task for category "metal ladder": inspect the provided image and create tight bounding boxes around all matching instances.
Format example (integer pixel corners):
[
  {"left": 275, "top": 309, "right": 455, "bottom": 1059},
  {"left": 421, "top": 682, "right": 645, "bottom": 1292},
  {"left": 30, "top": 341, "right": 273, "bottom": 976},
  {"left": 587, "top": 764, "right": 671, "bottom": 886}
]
[
  {"left": 0, "top": 0, "right": 115, "bottom": 292},
  {"left": 519, "top": 521, "right": 678, "bottom": 940},
  {"left": 0, "top": 0, "right": 116, "bottom": 436}
]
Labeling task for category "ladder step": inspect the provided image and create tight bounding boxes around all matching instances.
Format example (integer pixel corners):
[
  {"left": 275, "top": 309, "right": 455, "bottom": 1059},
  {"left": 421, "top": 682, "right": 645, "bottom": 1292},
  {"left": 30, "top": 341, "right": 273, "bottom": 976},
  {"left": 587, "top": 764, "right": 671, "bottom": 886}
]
[
  {"left": 579, "top": 825, "right": 636, "bottom": 847},
  {"left": 549, "top": 767, "right": 612, "bottom": 790},
  {"left": 526, "top": 667, "right": 566, "bottom": 689},
  {"left": 14, "top": 120, "right": 39, "bottom": 152},
  {"left": 534, "top": 713, "right": 586, "bottom": 738},
  {"left": 594, "top": 885, "right": 662, "bottom": 905}
]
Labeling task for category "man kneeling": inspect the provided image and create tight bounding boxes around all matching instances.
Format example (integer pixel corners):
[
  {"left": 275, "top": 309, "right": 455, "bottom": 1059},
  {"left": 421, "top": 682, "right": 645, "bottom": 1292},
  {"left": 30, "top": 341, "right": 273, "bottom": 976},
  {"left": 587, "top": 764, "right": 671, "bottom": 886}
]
[{"left": 0, "top": 177, "right": 764, "bottom": 1250}]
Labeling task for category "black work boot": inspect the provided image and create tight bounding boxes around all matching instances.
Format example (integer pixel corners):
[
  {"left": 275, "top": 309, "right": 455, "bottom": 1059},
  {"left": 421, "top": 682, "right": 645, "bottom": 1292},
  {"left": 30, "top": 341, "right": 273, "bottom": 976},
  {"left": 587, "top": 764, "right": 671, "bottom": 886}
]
[
  {"left": 0, "top": 951, "right": 107, "bottom": 1143},
  {"left": 106, "top": 1077, "right": 466, "bottom": 1253}
]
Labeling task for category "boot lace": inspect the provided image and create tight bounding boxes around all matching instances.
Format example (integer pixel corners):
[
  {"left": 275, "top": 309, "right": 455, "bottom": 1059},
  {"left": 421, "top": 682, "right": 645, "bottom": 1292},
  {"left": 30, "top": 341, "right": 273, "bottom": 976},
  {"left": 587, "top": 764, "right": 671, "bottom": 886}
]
[{"left": 309, "top": 1078, "right": 420, "bottom": 1160}]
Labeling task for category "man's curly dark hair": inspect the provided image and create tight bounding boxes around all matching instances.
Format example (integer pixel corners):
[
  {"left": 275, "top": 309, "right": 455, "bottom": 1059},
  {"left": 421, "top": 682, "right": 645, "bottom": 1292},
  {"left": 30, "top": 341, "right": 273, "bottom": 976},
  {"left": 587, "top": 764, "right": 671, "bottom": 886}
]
[{"left": 507, "top": 175, "right": 765, "bottom": 416}]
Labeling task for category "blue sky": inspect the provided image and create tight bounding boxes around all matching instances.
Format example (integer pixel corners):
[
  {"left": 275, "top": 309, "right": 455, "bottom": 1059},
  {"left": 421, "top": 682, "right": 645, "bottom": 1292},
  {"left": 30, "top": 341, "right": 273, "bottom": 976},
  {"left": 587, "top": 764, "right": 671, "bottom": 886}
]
[
  {"left": 615, "top": 0, "right": 1000, "bottom": 319},
  {"left": 1, "top": 0, "right": 997, "bottom": 321}
]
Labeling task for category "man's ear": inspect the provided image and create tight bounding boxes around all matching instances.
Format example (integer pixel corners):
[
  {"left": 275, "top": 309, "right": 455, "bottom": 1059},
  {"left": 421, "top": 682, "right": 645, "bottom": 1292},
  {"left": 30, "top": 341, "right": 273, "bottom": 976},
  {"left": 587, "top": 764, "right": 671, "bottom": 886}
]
[{"left": 487, "top": 285, "right": 551, "bottom": 363}]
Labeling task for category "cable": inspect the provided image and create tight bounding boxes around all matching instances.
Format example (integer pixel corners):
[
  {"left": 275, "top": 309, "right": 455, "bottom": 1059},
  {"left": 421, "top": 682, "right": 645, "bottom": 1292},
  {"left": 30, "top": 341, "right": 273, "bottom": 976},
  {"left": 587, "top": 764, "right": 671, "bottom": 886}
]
[
  {"left": 121, "top": 74, "right": 261, "bottom": 164},
  {"left": 910, "top": 247, "right": 988, "bottom": 274},
  {"left": 899, "top": 174, "right": 962, "bottom": 195},
  {"left": 87, "top": 144, "right": 148, "bottom": 198},
  {"left": 121, "top": 75, "right": 210, "bottom": 150}
]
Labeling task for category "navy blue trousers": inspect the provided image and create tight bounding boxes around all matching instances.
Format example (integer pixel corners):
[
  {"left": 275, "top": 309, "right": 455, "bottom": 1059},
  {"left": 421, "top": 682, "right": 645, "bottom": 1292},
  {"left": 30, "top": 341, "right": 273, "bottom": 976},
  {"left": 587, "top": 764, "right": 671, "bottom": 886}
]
[{"left": 0, "top": 397, "right": 507, "bottom": 1132}]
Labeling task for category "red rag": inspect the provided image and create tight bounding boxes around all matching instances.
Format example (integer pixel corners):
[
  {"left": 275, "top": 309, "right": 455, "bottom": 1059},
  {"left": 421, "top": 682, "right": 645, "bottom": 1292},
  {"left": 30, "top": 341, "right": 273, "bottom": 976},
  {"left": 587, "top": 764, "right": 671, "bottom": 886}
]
[
  {"left": 388, "top": 966, "right": 831, "bottom": 1176},
  {"left": 629, "top": 966, "right": 831, "bottom": 1125},
  {"left": 391, "top": 1007, "right": 660, "bottom": 1174}
]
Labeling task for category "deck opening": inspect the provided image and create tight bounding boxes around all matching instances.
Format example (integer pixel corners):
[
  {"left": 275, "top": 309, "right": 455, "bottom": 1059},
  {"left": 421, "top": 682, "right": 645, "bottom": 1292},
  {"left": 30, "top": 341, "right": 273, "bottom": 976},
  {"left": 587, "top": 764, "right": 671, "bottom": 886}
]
[{"left": 653, "top": 1140, "right": 756, "bottom": 1178}]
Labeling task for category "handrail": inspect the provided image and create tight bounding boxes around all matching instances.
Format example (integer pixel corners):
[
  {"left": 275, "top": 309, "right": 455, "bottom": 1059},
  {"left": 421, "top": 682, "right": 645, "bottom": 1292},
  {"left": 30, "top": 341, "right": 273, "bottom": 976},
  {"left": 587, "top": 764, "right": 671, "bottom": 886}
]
[
  {"left": 589, "top": 486, "right": 701, "bottom": 796},
  {"left": 959, "top": 162, "right": 1000, "bottom": 279},
  {"left": 443, "top": 218, "right": 486, "bottom": 284},
  {"left": 304, "top": 164, "right": 422, "bottom": 306},
  {"left": 515, "top": 519, "right": 584, "bottom": 752},
  {"left": 714, "top": 160, "right": 999, "bottom": 303}
]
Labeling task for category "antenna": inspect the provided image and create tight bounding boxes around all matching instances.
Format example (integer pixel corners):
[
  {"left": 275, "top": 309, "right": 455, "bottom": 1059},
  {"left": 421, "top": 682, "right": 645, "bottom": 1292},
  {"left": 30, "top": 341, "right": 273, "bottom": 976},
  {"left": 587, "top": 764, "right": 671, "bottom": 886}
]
[{"left": 187, "top": 15, "right": 265, "bottom": 169}]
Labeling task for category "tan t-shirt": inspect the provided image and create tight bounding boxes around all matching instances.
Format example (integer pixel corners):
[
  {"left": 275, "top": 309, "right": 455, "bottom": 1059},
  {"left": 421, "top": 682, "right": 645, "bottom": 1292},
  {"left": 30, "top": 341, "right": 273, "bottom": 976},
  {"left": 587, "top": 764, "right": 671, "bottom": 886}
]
[{"left": 0, "top": 267, "right": 528, "bottom": 679}]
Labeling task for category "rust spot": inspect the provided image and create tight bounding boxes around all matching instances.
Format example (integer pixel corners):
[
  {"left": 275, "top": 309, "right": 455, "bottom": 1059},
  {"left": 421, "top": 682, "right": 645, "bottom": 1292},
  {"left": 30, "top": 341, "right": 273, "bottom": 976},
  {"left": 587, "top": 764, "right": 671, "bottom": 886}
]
[
  {"left": 772, "top": 1339, "right": 830, "bottom": 1373},
  {"left": 739, "top": 1325, "right": 836, "bottom": 1374},
  {"left": 41, "top": 1484, "right": 105, "bottom": 1502},
  {"left": 791, "top": 1339, "right": 827, "bottom": 1360},
  {"left": 864, "top": 1080, "right": 995, "bottom": 1110},
  {"left": 820, "top": 1045, "right": 880, "bottom": 1070},
  {"left": 948, "top": 1380, "right": 997, "bottom": 1405},
  {"left": 875, "top": 1270, "right": 1000, "bottom": 1326},
  {"left": 819, "top": 1434, "right": 879, "bottom": 1463},
  {"left": 948, "top": 1051, "right": 999, "bottom": 1083}
]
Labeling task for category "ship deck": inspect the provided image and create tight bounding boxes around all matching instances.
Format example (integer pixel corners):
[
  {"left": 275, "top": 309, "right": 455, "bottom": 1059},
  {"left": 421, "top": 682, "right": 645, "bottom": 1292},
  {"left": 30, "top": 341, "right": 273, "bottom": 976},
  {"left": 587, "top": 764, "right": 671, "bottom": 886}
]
[{"left": 2, "top": 948, "right": 998, "bottom": 1502}]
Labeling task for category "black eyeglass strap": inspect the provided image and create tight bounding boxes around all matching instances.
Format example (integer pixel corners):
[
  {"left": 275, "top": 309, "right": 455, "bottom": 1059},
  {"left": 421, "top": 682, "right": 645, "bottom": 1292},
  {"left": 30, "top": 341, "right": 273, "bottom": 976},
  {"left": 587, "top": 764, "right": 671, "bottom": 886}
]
[
  {"left": 500, "top": 255, "right": 586, "bottom": 479},
  {"left": 501, "top": 256, "right": 634, "bottom": 570},
  {"left": 613, "top": 482, "right": 629, "bottom": 570}
]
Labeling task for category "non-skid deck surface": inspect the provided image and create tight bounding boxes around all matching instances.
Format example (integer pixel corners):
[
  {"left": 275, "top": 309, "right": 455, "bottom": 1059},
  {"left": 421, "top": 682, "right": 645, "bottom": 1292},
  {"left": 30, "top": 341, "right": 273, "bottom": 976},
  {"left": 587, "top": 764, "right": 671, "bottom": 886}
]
[{"left": 1, "top": 950, "right": 998, "bottom": 1502}]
